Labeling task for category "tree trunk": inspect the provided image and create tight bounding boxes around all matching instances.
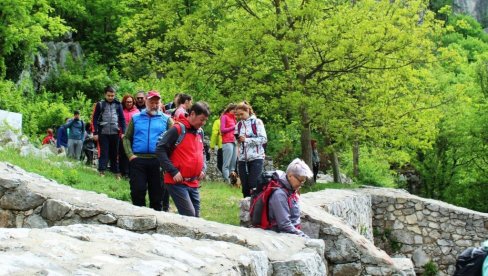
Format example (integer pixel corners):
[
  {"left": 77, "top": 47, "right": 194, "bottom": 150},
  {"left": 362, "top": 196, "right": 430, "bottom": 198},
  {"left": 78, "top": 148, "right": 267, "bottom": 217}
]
[
  {"left": 353, "top": 139, "right": 360, "bottom": 178},
  {"left": 324, "top": 132, "right": 341, "bottom": 183},
  {"left": 300, "top": 109, "right": 312, "bottom": 170}
]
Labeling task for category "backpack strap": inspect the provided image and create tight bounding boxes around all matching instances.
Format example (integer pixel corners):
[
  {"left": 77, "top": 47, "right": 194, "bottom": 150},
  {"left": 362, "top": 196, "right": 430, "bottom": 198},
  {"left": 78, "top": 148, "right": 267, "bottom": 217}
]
[
  {"left": 251, "top": 119, "right": 258, "bottom": 136},
  {"left": 174, "top": 122, "right": 186, "bottom": 146}
]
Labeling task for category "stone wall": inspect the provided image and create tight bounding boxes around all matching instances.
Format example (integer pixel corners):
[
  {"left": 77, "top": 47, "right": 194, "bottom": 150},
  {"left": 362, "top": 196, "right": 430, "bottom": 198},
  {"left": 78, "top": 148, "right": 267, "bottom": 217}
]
[
  {"left": 364, "top": 187, "right": 488, "bottom": 276},
  {"left": 0, "top": 162, "right": 326, "bottom": 275}
]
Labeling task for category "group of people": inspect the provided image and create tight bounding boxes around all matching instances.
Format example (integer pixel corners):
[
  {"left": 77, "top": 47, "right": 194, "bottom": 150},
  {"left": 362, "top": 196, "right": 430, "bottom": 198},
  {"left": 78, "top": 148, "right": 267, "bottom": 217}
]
[{"left": 41, "top": 86, "right": 315, "bottom": 238}]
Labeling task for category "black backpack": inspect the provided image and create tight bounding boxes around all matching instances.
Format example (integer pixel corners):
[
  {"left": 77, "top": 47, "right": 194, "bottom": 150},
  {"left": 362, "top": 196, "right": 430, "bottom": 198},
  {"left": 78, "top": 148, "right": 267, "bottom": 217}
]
[
  {"left": 454, "top": 247, "right": 487, "bottom": 276},
  {"left": 251, "top": 170, "right": 275, "bottom": 197}
]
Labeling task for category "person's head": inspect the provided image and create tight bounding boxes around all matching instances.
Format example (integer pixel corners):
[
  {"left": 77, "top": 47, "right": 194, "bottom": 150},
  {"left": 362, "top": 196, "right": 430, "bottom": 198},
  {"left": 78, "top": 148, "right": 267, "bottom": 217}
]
[
  {"left": 235, "top": 101, "right": 254, "bottom": 120},
  {"left": 46, "top": 128, "right": 53, "bottom": 135},
  {"left": 173, "top": 93, "right": 182, "bottom": 105},
  {"left": 177, "top": 93, "right": 192, "bottom": 107},
  {"left": 135, "top": 91, "right": 146, "bottom": 107},
  {"left": 122, "top": 95, "right": 135, "bottom": 110},
  {"left": 311, "top": 139, "right": 317, "bottom": 149},
  {"left": 188, "top": 102, "right": 210, "bottom": 129},
  {"left": 73, "top": 110, "right": 80, "bottom": 120},
  {"left": 104, "top": 86, "right": 116, "bottom": 102},
  {"left": 223, "top": 103, "right": 237, "bottom": 115},
  {"left": 145, "top": 91, "right": 161, "bottom": 116},
  {"left": 286, "top": 158, "right": 313, "bottom": 190}
]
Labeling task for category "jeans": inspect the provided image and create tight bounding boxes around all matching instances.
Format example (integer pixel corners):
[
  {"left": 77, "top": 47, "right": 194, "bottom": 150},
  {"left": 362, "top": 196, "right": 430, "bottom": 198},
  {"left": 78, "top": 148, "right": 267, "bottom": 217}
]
[
  {"left": 67, "top": 139, "right": 83, "bottom": 160},
  {"left": 98, "top": 134, "right": 119, "bottom": 173},
  {"left": 167, "top": 184, "right": 200, "bottom": 217},
  {"left": 129, "top": 157, "right": 162, "bottom": 211},
  {"left": 222, "top": 142, "right": 237, "bottom": 183},
  {"left": 238, "top": 159, "right": 264, "bottom": 198}
]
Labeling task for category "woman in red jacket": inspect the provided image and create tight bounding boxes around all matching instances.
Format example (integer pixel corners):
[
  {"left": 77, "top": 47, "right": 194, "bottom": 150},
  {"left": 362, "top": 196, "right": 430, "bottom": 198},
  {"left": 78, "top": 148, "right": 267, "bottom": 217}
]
[{"left": 220, "top": 103, "right": 237, "bottom": 184}]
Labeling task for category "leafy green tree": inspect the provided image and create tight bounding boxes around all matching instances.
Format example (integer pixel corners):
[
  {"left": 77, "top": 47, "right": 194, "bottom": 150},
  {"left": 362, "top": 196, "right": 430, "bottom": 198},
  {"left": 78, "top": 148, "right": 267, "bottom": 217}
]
[{"left": 0, "top": 0, "right": 68, "bottom": 80}]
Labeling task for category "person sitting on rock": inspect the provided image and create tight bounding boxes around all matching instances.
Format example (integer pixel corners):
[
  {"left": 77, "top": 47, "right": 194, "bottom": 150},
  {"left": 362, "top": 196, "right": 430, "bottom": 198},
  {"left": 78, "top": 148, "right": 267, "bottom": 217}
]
[
  {"left": 41, "top": 128, "right": 56, "bottom": 145},
  {"left": 267, "top": 158, "right": 313, "bottom": 238}
]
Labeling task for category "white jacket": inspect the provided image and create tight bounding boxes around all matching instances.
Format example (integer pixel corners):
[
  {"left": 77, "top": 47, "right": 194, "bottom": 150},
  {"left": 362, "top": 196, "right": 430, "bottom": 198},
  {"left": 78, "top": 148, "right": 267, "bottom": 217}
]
[{"left": 235, "top": 115, "right": 267, "bottom": 161}]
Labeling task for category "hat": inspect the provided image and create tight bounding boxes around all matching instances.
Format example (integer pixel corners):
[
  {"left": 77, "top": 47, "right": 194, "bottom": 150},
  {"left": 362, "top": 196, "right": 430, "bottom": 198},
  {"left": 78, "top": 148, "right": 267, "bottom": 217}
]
[{"left": 147, "top": 91, "right": 161, "bottom": 100}]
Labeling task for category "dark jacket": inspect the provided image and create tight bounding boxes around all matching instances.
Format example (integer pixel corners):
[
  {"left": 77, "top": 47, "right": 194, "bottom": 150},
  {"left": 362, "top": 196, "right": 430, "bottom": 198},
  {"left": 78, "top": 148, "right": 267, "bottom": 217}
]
[
  {"left": 92, "top": 99, "right": 126, "bottom": 135},
  {"left": 156, "top": 116, "right": 206, "bottom": 188},
  {"left": 56, "top": 126, "right": 68, "bottom": 148},
  {"left": 268, "top": 171, "right": 308, "bottom": 237}
]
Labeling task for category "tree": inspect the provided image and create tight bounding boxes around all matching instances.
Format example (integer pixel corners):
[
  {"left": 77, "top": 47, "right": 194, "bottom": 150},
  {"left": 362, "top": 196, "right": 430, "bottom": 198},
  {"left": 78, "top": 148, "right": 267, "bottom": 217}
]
[{"left": 0, "top": 0, "right": 68, "bottom": 80}]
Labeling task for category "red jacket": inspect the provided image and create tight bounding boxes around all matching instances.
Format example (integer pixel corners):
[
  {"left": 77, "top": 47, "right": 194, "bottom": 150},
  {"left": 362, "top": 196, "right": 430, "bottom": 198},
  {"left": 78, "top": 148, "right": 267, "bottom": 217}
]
[
  {"left": 160, "top": 117, "right": 204, "bottom": 188},
  {"left": 220, "top": 112, "right": 236, "bottom": 144}
]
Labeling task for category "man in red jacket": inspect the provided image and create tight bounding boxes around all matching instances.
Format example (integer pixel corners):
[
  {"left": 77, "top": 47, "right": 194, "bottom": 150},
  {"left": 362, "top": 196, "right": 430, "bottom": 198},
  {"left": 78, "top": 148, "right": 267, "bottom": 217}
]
[{"left": 156, "top": 102, "right": 210, "bottom": 217}]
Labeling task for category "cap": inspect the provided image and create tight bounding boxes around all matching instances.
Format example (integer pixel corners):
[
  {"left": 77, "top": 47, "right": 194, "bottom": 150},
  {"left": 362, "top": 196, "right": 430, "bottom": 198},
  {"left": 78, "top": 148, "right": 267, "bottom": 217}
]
[{"left": 147, "top": 91, "right": 161, "bottom": 100}]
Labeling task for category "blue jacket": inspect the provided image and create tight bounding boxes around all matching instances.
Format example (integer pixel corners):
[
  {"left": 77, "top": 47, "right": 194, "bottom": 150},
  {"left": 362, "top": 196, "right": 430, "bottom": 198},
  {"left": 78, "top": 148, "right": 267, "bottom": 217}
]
[
  {"left": 56, "top": 126, "right": 68, "bottom": 148},
  {"left": 132, "top": 111, "right": 169, "bottom": 154},
  {"left": 64, "top": 119, "right": 85, "bottom": 140}
]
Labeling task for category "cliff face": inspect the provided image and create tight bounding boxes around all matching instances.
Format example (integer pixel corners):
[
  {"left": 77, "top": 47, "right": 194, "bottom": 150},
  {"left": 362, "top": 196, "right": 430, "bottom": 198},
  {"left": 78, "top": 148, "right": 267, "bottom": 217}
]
[{"left": 453, "top": 0, "right": 488, "bottom": 27}]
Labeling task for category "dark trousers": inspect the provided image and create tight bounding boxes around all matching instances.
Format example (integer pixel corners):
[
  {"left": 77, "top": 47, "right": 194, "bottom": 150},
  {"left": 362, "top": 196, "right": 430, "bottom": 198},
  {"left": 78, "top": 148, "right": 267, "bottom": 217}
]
[
  {"left": 98, "top": 134, "right": 119, "bottom": 173},
  {"left": 162, "top": 183, "right": 170, "bottom": 212},
  {"left": 167, "top": 184, "right": 200, "bottom": 217},
  {"left": 119, "top": 138, "right": 130, "bottom": 177},
  {"left": 129, "top": 157, "right": 163, "bottom": 211},
  {"left": 313, "top": 162, "right": 319, "bottom": 182},
  {"left": 217, "top": 148, "right": 223, "bottom": 173},
  {"left": 238, "top": 159, "right": 264, "bottom": 198}
]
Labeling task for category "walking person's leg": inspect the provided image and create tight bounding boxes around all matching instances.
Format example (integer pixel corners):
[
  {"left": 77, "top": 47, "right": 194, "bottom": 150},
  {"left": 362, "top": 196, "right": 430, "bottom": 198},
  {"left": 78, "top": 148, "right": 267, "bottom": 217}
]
[
  {"left": 188, "top": 187, "right": 201, "bottom": 217},
  {"left": 98, "top": 135, "right": 109, "bottom": 174},
  {"left": 238, "top": 161, "right": 250, "bottom": 197},
  {"left": 167, "top": 184, "right": 196, "bottom": 217},
  {"left": 221, "top": 143, "right": 233, "bottom": 183},
  {"left": 147, "top": 158, "right": 163, "bottom": 211},
  {"left": 129, "top": 158, "right": 147, "bottom": 207},
  {"left": 229, "top": 142, "right": 237, "bottom": 174},
  {"left": 74, "top": 140, "right": 83, "bottom": 160},
  {"left": 247, "top": 159, "right": 264, "bottom": 192},
  {"left": 217, "top": 148, "right": 223, "bottom": 173},
  {"left": 108, "top": 134, "right": 120, "bottom": 174},
  {"left": 67, "top": 139, "right": 75, "bottom": 159}
]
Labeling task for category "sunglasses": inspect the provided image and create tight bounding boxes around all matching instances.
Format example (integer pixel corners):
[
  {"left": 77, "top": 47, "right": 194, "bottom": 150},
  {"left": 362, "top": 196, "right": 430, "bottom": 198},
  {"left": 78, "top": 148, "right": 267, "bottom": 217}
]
[{"left": 137, "top": 97, "right": 144, "bottom": 100}]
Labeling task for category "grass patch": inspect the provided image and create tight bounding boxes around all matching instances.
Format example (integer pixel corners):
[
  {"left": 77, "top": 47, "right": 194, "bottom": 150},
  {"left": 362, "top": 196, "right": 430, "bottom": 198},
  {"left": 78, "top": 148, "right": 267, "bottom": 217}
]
[
  {"left": 0, "top": 147, "right": 243, "bottom": 225},
  {"left": 0, "top": 147, "right": 358, "bottom": 226}
]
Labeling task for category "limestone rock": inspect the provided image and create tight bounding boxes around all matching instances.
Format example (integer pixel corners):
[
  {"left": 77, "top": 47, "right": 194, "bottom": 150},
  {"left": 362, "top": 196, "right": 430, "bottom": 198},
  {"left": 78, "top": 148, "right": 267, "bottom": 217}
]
[
  {"left": 0, "top": 188, "right": 46, "bottom": 211},
  {"left": 41, "top": 199, "right": 72, "bottom": 221},
  {"left": 117, "top": 215, "right": 157, "bottom": 231}
]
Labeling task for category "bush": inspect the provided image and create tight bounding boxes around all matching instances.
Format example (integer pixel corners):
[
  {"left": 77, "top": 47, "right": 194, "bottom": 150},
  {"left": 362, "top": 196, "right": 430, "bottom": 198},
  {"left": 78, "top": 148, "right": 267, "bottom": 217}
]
[{"left": 343, "top": 147, "right": 397, "bottom": 187}]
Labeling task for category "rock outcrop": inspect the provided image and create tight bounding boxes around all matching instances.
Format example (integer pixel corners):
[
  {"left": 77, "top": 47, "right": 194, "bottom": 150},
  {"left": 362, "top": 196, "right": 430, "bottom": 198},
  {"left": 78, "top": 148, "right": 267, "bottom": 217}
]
[{"left": 454, "top": 0, "right": 488, "bottom": 28}]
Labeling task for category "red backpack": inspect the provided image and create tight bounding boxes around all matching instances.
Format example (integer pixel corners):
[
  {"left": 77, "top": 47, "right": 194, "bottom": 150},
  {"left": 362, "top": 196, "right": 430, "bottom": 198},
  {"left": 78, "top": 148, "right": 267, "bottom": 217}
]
[{"left": 250, "top": 179, "right": 295, "bottom": 229}]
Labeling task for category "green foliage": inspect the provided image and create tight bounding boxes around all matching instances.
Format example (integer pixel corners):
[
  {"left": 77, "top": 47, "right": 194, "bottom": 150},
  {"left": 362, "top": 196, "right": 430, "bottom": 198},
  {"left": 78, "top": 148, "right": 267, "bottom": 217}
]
[
  {"left": 44, "top": 55, "right": 119, "bottom": 101},
  {"left": 374, "top": 227, "right": 402, "bottom": 253},
  {"left": 423, "top": 260, "right": 438, "bottom": 276},
  {"left": 0, "top": 0, "right": 69, "bottom": 80},
  {"left": 342, "top": 147, "right": 398, "bottom": 187}
]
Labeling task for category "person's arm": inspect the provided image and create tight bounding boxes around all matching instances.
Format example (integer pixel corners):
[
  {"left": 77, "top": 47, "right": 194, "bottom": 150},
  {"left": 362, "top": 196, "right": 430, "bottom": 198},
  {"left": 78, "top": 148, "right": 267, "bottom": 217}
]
[
  {"left": 210, "top": 120, "right": 220, "bottom": 149},
  {"left": 92, "top": 103, "right": 101, "bottom": 135},
  {"left": 56, "top": 128, "right": 62, "bottom": 148},
  {"left": 246, "top": 119, "right": 267, "bottom": 146},
  {"left": 268, "top": 190, "right": 307, "bottom": 237},
  {"left": 220, "top": 115, "right": 235, "bottom": 134},
  {"left": 122, "top": 120, "right": 135, "bottom": 159},
  {"left": 155, "top": 127, "right": 180, "bottom": 176},
  {"left": 117, "top": 104, "right": 126, "bottom": 134}
]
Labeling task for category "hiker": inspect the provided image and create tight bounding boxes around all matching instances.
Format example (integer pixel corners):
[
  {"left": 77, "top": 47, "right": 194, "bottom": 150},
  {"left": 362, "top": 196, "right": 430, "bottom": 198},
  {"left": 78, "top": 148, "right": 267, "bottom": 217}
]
[
  {"left": 173, "top": 93, "right": 192, "bottom": 120},
  {"left": 156, "top": 102, "right": 210, "bottom": 217},
  {"left": 311, "top": 139, "right": 320, "bottom": 182},
  {"left": 41, "top": 128, "right": 56, "bottom": 145},
  {"left": 210, "top": 114, "right": 223, "bottom": 173},
  {"left": 123, "top": 91, "right": 173, "bottom": 211},
  {"left": 120, "top": 94, "right": 140, "bottom": 178},
  {"left": 265, "top": 158, "right": 312, "bottom": 237},
  {"left": 220, "top": 103, "right": 237, "bottom": 183},
  {"left": 56, "top": 118, "right": 69, "bottom": 153},
  {"left": 134, "top": 91, "right": 146, "bottom": 112},
  {"left": 235, "top": 101, "right": 267, "bottom": 198},
  {"left": 165, "top": 93, "right": 181, "bottom": 115},
  {"left": 92, "top": 86, "right": 126, "bottom": 178},
  {"left": 64, "top": 110, "right": 85, "bottom": 160},
  {"left": 82, "top": 123, "right": 96, "bottom": 166}
]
